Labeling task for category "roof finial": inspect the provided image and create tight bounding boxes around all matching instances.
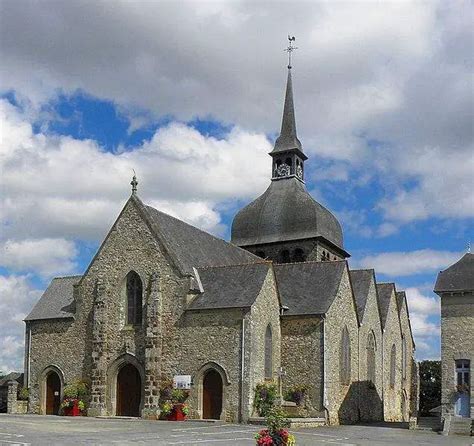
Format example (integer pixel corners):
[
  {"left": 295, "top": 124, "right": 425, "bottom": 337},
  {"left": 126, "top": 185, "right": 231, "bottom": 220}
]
[
  {"left": 130, "top": 169, "right": 138, "bottom": 195},
  {"left": 285, "top": 35, "right": 297, "bottom": 69},
  {"left": 468, "top": 241, "right": 471, "bottom": 254}
]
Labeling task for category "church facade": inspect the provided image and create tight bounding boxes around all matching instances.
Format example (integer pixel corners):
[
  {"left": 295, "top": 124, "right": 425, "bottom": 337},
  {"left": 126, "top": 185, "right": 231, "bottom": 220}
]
[{"left": 23, "top": 63, "right": 417, "bottom": 425}]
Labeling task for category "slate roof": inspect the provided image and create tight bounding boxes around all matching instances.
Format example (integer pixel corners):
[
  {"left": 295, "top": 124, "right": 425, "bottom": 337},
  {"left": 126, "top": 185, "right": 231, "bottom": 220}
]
[
  {"left": 434, "top": 253, "right": 474, "bottom": 293},
  {"left": 25, "top": 276, "right": 80, "bottom": 321},
  {"left": 349, "top": 269, "right": 374, "bottom": 321},
  {"left": 187, "top": 263, "right": 271, "bottom": 310},
  {"left": 231, "top": 177, "right": 346, "bottom": 253},
  {"left": 134, "top": 197, "right": 259, "bottom": 275},
  {"left": 273, "top": 261, "right": 346, "bottom": 316},
  {"left": 376, "top": 283, "right": 396, "bottom": 329},
  {"left": 0, "top": 372, "right": 23, "bottom": 387}
]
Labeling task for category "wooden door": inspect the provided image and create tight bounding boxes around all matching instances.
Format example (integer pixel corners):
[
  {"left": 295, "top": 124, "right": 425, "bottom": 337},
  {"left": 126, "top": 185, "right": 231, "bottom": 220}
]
[
  {"left": 116, "top": 363, "right": 141, "bottom": 417},
  {"left": 46, "top": 372, "right": 61, "bottom": 415},
  {"left": 202, "top": 369, "right": 222, "bottom": 419}
]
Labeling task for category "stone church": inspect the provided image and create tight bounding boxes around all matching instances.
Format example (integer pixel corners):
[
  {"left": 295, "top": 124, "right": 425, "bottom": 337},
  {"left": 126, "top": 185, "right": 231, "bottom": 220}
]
[{"left": 23, "top": 62, "right": 417, "bottom": 425}]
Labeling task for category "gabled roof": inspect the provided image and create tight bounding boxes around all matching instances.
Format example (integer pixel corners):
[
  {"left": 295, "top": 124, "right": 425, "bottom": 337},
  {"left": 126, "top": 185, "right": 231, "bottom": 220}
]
[
  {"left": 187, "top": 263, "right": 271, "bottom": 310},
  {"left": 396, "top": 290, "right": 416, "bottom": 348},
  {"left": 349, "top": 269, "right": 374, "bottom": 321},
  {"left": 376, "top": 282, "right": 396, "bottom": 330},
  {"left": 0, "top": 372, "right": 23, "bottom": 387},
  {"left": 25, "top": 276, "right": 80, "bottom": 321},
  {"left": 273, "top": 261, "right": 346, "bottom": 316},
  {"left": 434, "top": 253, "right": 474, "bottom": 293},
  {"left": 134, "top": 196, "right": 260, "bottom": 275}
]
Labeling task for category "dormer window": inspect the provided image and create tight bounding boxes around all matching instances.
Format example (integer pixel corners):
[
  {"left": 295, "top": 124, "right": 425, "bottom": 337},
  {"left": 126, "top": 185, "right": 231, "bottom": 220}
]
[{"left": 126, "top": 271, "right": 143, "bottom": 325}]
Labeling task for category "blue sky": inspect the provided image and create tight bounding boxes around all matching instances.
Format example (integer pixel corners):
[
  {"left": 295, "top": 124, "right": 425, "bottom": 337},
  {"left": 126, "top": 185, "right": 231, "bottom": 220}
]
[{"left": 0, "top": 1, "right": 472, "bottom": 373}]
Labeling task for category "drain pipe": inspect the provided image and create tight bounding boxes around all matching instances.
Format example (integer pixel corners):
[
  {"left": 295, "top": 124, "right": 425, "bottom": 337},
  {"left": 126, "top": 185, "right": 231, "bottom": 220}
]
[
  {"left": 240, "top": 317, "right": 246, "bottom": 422},
  {"left": 322, "top": 316, "right": 328, "bottom": 419}
]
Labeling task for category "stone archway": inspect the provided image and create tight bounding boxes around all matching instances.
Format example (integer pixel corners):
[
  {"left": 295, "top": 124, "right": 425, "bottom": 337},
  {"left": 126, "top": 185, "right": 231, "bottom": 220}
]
[
  {"left": 194, "top": 361, "right": 230, "bottom": 421},
  {"left": 107, "top": 354, "right": 144, "bottom": 417},
  {"left": 203, "top": 369, "right": 223, "bottom": 419},
  {"left": 116, "top": 363, "right": 141, "bottom": 416},
  {"left": 40, "top": 365, "right": 64, "bottom": 415}
]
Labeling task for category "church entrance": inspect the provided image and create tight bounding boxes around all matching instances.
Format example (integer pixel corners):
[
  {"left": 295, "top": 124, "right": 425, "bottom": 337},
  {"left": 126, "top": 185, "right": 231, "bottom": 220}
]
[
  {"left": 116, "top": 363, "right": 141, "bottom": 417},
  {"left": 202, "top": 369, "right": 223, "bottom": 419},
  {"left": 45, "top": 371, "right": 61, "bottom": 415}
]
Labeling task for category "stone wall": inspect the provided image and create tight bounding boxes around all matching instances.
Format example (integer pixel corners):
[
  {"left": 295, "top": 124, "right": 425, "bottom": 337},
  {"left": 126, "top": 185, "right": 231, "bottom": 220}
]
[
  {"left": 281, "top": 316, "right": 324, "bottom": 415},
  {"left": 324, "top": 265, "right": 359, "bottom": 425},
  {"left": 27, "top": 318, "right": 82, "bottom": 414},
  {"left": 440, "top": 292, "right": 474, "bottom": 419},
  {"left": 247, "top": 269, "right": 282, "bottom": 418},
  {"left": 382, "top": 289, "right": 403, "bottom": 422},
  {"left": 358, "top": 279, "right": 384, "bottom": 422},
  {"left": 398, "top": 296, "right": 415, "bottom": 421}
]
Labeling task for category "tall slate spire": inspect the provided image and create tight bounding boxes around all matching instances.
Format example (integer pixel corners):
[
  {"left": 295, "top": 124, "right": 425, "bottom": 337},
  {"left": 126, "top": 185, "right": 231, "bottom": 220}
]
[{"left": 272, "top": 67, "right": 302, "bottom": 154}]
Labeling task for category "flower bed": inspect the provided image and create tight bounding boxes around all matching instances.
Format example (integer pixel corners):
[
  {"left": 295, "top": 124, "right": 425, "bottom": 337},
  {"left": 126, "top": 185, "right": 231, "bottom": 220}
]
[
  {"left": 61, "top": 380, "right": 88, "bottom": 416},
  {"left": 159, "top": 382, "right": 190, "bottom": 421}
]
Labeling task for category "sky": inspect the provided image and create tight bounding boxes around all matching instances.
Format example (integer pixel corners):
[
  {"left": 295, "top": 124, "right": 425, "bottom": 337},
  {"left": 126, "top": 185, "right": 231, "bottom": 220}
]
[{"left": 0, "top": 0, "right": 473, "bottom": 373}]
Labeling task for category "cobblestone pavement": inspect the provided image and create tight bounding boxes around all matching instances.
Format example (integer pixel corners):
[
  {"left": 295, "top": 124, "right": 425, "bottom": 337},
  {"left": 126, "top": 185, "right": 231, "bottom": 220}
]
[{"left": 0, "top": 415, "right": 471, "bottom": 446}]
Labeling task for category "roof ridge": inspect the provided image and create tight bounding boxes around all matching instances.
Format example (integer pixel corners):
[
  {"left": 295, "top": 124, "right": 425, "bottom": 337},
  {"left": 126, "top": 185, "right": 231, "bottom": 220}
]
[
  {"left": 197, "top": 261, "right": 271, "bottom": 271},
  {"left": 275, "top": 259, "right": 346, "bottom": 267}
]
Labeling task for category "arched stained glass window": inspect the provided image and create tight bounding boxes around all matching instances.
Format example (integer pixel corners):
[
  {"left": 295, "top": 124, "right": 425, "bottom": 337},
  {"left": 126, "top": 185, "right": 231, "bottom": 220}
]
[
  {"left": 264, "top": 324, "right": 273, "bottom": 379},
  {"left": 126, "top": 271, "right": 143, "bottom": 325},
  {"left": 340, "top": 326, "right": 351, "bottom": 385},
  {"left": 367, "top": 331, "right": 376, "bottom": 384},
  {"left": 390, "top": 344, "right": 396, "bottom": 388}
]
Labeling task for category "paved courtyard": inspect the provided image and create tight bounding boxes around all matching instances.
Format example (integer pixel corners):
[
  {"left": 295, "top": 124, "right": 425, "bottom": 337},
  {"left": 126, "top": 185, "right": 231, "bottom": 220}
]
[{"left": 0, "top": 415, "right": 471, "bottom": 446}]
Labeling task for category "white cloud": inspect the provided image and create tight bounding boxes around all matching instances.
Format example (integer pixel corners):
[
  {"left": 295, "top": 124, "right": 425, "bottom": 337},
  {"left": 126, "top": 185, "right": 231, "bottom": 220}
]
[
  {"left": 405, "top": 287, "right": 440, "bottom": 315},
  {"left": 0, "top": 99, "right": 270, "bottom": 243},
  {"left": 0, "top": 239, "right": 78, "bottom": 278},
  {"left": 357, "top": 249, "right": 462, "bottom": 276},
  {"left": 0, "top": 275, "right": 42, "bottom": 373}
]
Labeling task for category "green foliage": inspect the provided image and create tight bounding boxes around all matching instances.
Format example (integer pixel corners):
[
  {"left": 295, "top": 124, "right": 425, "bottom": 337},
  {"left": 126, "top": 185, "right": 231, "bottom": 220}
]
[
  {"left": 63, "top": 380, "right": 88, "bottom": 399},
  {"left": 254, "top": 382, "right": 278, "bottom": 417},
  {"left": 419, "top": 360, "right": 441, "bottom": 416},
  {"left": 265, "top": 406, "right": 290, "bottom": 434},
  {"left": 160, "top": 401, "right": 173, "bottom": 416},
  {"left": 284, "top": 385, "right": 307, "bottom": 406},
  {"left": 18, "top": 387, "right": 29, "bottom": 401},
  {"left": 171, "top": 388, "right": 189, "bottom": 403}
]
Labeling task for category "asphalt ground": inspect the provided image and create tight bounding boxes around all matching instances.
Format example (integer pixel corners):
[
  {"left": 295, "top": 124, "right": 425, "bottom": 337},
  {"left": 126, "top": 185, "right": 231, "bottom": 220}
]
[{"left": 0, "top": 414, "right": 471, "bottom": 446}]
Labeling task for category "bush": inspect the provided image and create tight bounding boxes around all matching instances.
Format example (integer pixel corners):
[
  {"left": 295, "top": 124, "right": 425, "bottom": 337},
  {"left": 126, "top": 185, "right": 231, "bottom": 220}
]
[
  {"left": 63, "top": 380, "right": 88, "bottom": 399},
  {"left": 254, "top": 382, "right": 278, "bottom": 417},
  {"left": 284, "top": 385, "right": 307, "bottom": 406},
  {"left": 255, "top": 407, "right": 294, "bottom": 445},
  {"left": 171, "top": 388, "right": 189, "bottom": 403},
  {"left": 18, "top": 387, "right": 29, "bottom": 401}
]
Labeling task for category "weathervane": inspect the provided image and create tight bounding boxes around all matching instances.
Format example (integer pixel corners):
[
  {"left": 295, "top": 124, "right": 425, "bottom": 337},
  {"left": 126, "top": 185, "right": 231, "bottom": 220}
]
[{"left": 285, "top": 35, "right": 297, "bottom": 69}]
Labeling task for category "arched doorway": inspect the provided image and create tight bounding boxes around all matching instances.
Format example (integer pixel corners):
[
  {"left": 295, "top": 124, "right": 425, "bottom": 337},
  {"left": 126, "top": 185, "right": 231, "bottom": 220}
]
[
  {"left": 116, "top": 363, "right": 141, "bottom": 416},
  {"left": 202, "top": 369, "right": 223, "bottom": 419},
  {"left": 45, "top": 371, "right": 61, "bottom": 415}
]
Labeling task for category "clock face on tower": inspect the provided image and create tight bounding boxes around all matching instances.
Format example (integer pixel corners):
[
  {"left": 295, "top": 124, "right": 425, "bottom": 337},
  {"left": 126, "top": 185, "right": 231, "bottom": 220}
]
[{"left": 275, "top": 163, "right": 291, "bottom": 177}]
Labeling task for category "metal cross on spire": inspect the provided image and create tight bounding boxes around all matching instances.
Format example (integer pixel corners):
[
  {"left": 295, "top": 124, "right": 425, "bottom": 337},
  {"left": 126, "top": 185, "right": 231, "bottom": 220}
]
[{"left": 285, "top": 35, "right": 298, "bottom": 69}]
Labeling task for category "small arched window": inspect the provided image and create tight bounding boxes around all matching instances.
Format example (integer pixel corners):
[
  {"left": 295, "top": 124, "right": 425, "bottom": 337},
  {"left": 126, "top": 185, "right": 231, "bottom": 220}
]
[
  {"left": 126, "top": 271, "right": 143, "bottom": 325},
  {"left": 293, "top": 248, "right": 305, "bottom": 262},
  {"left": 340, "top": 326, "right": 351, "bottom": 385},
  {"left": 401, "top": 336, "right": 407, "bottom": 380},
  {"left": 264, "top": 324, "right": 273, "bottom": 379},
  {"left": 390, "top": 344, "right": 396, "bottom": 388},
  {"left": 367, "top": 331, "right": 376, "bottom": 384},
  {"left": 280, "top": 250, "right": 291, "bottom": 264}
]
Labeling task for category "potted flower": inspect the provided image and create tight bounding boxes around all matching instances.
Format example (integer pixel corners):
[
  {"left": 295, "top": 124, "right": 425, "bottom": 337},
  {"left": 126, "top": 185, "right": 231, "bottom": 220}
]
[
  {"left": 254, "top": 407, "right": 295, "bottom": 446},
  {"left": 61, "top": 380, "right": 88, "bottom": 416},
  {"left": 159, "top": 382, "right": 190, "bottom": 421},
  {"left": 254, "top": 382, "right": 278, "bottom": 417},
  {"left": 284, "top": 385, "right": 307, "bottom": 406}
]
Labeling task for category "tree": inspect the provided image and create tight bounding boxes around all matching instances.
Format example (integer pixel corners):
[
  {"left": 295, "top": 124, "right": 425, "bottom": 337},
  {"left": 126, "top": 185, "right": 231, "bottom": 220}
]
[{"left": 419, "top": 360, "right": 441, "bottom": 416}]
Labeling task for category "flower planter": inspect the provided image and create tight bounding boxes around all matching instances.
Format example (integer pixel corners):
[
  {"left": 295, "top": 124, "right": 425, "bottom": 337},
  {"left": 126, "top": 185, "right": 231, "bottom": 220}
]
[
  {"left": 63, "top": 400, "right": 80, "bottom": 416},
  {"left": 167, "top": 403, "right": 186, "bottom": 421}
]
